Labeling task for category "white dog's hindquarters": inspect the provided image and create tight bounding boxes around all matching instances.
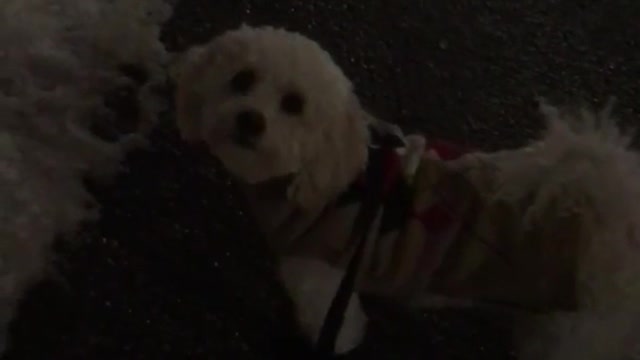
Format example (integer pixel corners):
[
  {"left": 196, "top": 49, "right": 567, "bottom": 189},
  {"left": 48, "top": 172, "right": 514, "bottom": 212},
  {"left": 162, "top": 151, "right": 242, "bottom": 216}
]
[{"left": 446, "top": 104, "right": 640, "bottom": 359}]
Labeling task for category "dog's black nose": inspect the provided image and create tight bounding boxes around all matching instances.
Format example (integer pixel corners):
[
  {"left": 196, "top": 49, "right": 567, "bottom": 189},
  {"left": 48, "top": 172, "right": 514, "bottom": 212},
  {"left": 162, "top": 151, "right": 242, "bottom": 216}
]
[{"left": 234, "top": 110, "right": 266, "bottom": 139}]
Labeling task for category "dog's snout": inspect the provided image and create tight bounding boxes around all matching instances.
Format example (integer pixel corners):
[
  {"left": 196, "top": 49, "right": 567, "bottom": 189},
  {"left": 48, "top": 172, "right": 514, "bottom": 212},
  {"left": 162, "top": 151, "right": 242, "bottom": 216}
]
[{"left": 235, "top": 110, "right": 266, "bottom": 138}]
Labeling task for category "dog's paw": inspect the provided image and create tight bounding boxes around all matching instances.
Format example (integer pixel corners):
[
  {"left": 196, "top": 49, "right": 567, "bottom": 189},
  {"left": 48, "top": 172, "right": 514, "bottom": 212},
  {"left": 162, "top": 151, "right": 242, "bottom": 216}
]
[{"left": 278, "top": 256, "right": 367, "bottom": 354}]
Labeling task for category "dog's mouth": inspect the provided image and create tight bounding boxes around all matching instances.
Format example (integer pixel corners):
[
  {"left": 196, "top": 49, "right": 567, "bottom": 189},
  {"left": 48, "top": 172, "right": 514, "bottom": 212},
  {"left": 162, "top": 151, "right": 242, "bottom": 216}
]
[
  {"left": 232, "top": 133, "right": 258, "bottom": 150},
  {"left": 250, "top": 172, "right": 295, "bottom": 191}
]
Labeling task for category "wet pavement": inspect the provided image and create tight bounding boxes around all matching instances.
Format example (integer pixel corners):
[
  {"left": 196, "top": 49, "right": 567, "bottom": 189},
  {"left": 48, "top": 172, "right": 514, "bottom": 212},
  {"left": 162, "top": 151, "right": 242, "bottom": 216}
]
[{"left": 4, "top": 0, "right": 640, "bottom": 359}]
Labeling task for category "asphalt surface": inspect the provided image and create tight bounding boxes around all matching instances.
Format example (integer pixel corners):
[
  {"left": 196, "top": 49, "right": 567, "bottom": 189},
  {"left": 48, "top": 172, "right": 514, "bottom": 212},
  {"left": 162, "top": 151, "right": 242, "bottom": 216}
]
[{"left": 4, "top": 0, "right": 640, "bottom": 359}]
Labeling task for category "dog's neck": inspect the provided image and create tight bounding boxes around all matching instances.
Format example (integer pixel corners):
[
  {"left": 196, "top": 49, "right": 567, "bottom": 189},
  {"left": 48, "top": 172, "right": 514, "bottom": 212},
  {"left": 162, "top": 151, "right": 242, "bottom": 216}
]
[
  {"left": 240, "top": 125, "right": 411, "bottom": 255},
  {"left": 239, "top": 166, "right": 361, "bottom": 261},
  {"left": 239, "top": 175, "right": 305, "bottom": 241}
]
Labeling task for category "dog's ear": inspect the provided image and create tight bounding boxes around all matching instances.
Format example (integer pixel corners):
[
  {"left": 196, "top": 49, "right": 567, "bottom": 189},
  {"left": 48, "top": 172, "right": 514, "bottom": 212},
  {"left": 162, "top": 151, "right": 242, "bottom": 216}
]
[
  {"left": 287, "top": 96, "right": 370, "bottom": 211},
  {"left": 172, "top": 44, "right": 211, "bottom": 142}
]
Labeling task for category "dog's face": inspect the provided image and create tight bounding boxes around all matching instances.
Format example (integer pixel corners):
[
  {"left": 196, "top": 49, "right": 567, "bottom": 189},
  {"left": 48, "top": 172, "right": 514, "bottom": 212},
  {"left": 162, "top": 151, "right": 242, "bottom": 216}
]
[{"left": 175, "top": 26, "right": 370, "bottom": 210}]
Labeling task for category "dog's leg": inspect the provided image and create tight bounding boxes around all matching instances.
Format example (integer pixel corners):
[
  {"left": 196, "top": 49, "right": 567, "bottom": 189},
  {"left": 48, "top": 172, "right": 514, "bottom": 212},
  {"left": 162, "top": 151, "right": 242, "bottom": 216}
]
[{"left": 278, "top": 256, "right": 368, "bottom": 354}]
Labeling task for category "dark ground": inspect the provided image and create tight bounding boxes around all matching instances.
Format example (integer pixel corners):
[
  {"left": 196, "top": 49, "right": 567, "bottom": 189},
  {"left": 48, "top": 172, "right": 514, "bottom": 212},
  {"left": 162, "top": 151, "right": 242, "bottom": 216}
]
[{"left": 4, "top": 0, "right": 640, "bottom": 359}]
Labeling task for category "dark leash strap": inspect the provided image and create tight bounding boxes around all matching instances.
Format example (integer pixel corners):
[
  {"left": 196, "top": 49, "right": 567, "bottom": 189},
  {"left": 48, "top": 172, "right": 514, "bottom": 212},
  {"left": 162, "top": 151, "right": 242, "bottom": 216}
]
[
  {"left": 314, "top": 145, "right": 393, "bottom": 358},
  {"left": 314, "top": 198, "right": 381, "bottom": 357}
]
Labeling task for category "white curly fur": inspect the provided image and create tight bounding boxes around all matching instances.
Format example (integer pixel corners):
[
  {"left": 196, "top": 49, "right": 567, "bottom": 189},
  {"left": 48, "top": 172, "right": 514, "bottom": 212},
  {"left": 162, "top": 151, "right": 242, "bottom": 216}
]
[
  {"left": 174, "top": 25, "right": 370, "bottom": 211},
  {"left": 175, "top": 25, "right": 640, "bottom": 359},
  {"left": 0, "top": 0, "right": 170, "bottom": 353},
  {"left": 467, "top": 102, "right": 640, "bottom": 360}
]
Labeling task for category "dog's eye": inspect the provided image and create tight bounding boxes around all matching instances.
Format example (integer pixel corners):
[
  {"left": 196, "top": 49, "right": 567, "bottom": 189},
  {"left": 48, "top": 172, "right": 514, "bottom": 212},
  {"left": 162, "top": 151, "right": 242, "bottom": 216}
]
[
  {"left": 280, "top": 91, "right": 305, "bottom": 115},
  {"left": 229, "top": 68, "right": 256, "bottom": 94}
]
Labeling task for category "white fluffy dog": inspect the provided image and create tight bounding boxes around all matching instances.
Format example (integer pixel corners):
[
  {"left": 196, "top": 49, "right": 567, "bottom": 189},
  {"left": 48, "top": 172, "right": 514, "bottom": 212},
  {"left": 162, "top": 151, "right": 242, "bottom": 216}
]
[{"left": 174, "top": 25, "right": 640, "bottom": 359}]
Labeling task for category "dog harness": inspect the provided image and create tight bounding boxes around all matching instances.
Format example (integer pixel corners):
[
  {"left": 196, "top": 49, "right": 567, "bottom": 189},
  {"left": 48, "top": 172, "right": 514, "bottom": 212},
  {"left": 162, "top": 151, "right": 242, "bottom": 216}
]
[
  {"left": 327, "top": 128, "right": 477, "bottom": 296},
  {"left": 315, "top": 129, "right": 473, "bottom": 356}
]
